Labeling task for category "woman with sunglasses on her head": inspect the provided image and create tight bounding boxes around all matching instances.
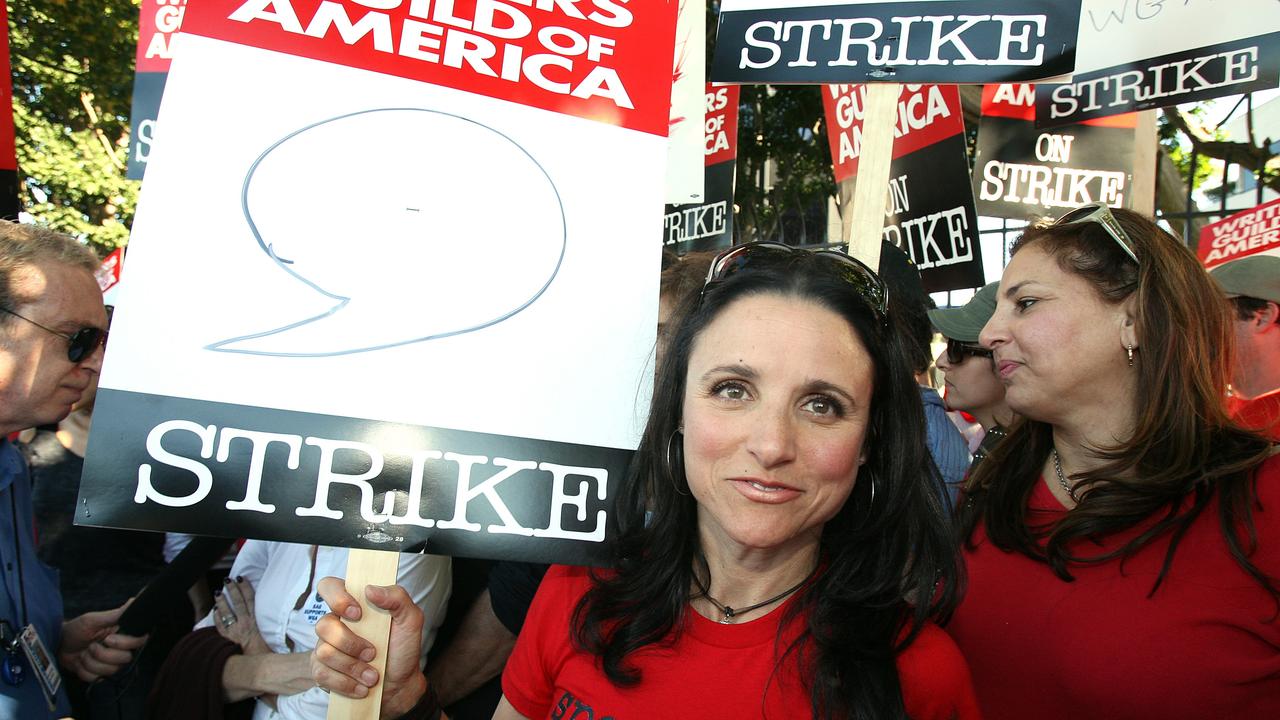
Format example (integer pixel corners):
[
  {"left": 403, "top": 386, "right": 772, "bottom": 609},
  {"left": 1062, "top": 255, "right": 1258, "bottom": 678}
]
[
  {"left": 307, "top": 243, "right": 981, "bottom": 720},
  {"left": 949, "top": 205, "right": 1280, "bottom": 720},
  {"left": 929, "top": 282, "right": 1014, "bottom": 474}
]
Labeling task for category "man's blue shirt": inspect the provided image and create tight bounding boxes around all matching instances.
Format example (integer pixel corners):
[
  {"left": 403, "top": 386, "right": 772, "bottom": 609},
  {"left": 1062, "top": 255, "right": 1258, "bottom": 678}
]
[{"left": 0, "top": 438, "right": 71, "bottom": 719}]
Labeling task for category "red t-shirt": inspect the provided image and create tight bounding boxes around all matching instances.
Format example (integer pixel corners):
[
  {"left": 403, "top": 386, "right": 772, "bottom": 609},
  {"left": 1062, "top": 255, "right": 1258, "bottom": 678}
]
[
  {"left": 503, "top": 564, "right": 981, "bottom": 720},
  {"left": 1228, "top": 390, "right": 1280, "bottom": 441},
  {"left": 949, "top": 455, "right": 1280, "bottom": 720}
]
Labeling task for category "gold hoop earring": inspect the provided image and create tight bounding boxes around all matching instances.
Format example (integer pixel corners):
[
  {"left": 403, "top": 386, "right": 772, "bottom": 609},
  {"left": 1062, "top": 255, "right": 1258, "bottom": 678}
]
[{"left": 1126, "top": 344, "right": 1135, "bottom": 367}]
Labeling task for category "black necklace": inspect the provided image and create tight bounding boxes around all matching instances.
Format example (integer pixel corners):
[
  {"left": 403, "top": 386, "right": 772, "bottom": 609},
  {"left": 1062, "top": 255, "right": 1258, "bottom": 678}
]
[{"left": 692, "top": 567, "right": 815, "bottom": 624}]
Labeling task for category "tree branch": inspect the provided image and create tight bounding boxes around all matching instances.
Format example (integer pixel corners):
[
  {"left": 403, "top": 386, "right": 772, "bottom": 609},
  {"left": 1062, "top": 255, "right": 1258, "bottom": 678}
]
[{"left": 1164, "top": 108, "right": 1277, "bottom": 194}]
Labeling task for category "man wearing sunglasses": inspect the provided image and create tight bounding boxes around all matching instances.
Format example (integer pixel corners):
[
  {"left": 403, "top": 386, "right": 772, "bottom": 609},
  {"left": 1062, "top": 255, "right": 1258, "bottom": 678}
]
[
  {"left": 929, "top": 282, "right": 1015, "bottom": 476},
  {"left": 0, "top": 220, "right": 142, "bottom": 718},
  {"left": 1211, "top": 255, "right": 1280, "bottom": 441}
]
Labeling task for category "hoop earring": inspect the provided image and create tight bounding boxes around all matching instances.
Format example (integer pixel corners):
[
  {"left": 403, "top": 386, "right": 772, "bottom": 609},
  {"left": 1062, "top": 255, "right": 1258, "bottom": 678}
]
[
  {"left": 666, "top": 429, "right": 690, "bottom": 496},
  {"left": 1126, "top": 344, "right": 1135, "bottom": 367},
  {"left": 855, "top": 469, "right": 878, "bottom": 526}
]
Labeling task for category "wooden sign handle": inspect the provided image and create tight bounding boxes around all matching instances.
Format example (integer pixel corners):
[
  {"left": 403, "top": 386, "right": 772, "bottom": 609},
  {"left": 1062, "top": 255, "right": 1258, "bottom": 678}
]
[
  {"left": 325, "top": 549, "right": 401, "bottom": 720},
  {"left": 1131, "top": 110, "right": 1158, "bottom": 216},
  {"left": 845, "top": 83, "right": 900, "bottom": 272}
]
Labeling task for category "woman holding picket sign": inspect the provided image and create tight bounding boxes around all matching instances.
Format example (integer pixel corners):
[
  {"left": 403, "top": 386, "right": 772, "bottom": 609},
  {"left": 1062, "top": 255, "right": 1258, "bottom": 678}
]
[
  {"left": 308, "top": 242, "right": 981, "bottom": 719},
  {"left": 950, "top": 205, "right": 1280, "bottom": 719}
]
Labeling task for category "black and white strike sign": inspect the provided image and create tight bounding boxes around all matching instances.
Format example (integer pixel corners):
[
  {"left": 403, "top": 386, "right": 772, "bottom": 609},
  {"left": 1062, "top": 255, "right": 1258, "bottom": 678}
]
[{"left": 710, "top": 0, "right": 1081, "bottom": 84}]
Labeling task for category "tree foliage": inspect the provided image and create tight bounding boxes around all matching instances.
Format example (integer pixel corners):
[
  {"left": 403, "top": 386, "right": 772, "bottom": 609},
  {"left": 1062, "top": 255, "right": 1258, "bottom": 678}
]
[
  {"left": 734, "top": 85, "right": 834, "bottom": 245},
  {"left": 1157, "top": 105, "right": 1219, "bottom": 195},
  {"left": 8, "top": 0, "right": 139, "bottom": 254}
]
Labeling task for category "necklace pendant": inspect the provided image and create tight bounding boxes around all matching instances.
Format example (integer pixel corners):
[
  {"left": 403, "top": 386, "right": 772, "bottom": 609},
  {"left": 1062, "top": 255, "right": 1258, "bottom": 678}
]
[{"left": 720, "top": 607, "right": 735, "bottom": 624}]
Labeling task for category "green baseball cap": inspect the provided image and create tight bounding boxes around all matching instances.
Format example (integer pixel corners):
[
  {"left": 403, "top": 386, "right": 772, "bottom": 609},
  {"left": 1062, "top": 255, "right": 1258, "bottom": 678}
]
[
  {"left": 1210, "top": 255, "right": 1280, "bottom": 305},
  {"left": 928, "top": 281, "right": 1000, "bottom": 343}
]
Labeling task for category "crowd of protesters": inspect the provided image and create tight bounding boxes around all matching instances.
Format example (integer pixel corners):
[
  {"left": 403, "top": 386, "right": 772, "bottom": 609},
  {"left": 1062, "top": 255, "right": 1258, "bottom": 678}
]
[{"left": 0, "top": 204, "right": 1277, "bottom": 720}]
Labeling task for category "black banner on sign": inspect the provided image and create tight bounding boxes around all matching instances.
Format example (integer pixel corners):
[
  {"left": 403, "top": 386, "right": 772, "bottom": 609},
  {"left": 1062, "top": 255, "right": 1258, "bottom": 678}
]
[
  {"left": 664, "top": 160, "right": 736, "bottom": 252},
  {"left": 78, "top": 390, "right": 630, "bottom": 566},
  {"left": 1036, "top": 32, "right": 1280, "bottom": 128},
  {"left": 710, "top": 0, "right": 1080, "bottom": 85},
  {"left": 884, "top": 134, "right": 984, "bottom": 292},
  {"left": 126, "top": 73, "right": 166, "bottom": 180},
  {"left": 972, "top": 117, "right": 1134, "bottom": 220}
]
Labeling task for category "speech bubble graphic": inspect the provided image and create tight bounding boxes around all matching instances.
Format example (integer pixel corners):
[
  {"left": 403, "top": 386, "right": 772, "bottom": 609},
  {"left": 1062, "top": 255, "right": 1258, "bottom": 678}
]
[{"left": 208, "top": 108, "right": 566, "bottom": 357}]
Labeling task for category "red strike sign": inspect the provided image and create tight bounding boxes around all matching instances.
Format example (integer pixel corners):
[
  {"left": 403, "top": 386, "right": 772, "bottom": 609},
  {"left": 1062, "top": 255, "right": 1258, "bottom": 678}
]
[
  {"left": 184, "top": 0, "right": 676, "bottom": 136},
  {"left": 704, "top": 83, "right": 738, "bottom": 167},
  {"left": 822, "top": 83, "right": 964, "bottom": 183},
  {"left": 96, "top": 248, "right": 124, "bottom": 293},
  {"left": 137, "top": 0, "right": 188, "bottom": 73},
  {"left": 1198, "top": 197, "right": 1280, "bottom": 268},
  {"left": 0, "top": 1, "right": 14, "bottom": 173}
]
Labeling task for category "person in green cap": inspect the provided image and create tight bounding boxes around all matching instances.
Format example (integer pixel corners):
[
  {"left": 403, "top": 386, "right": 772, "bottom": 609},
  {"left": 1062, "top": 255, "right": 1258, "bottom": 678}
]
[
  {"left": 928, "top": 282, "right": 1014, "bottom": 474},
  {"left": 1211, "top": 254, "right": 1280, "bottom": 440}
]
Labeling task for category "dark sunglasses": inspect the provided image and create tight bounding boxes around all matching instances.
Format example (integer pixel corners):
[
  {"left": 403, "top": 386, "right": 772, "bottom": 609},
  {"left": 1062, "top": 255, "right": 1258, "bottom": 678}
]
[
  {"left": 945, "top": 337, "right": 992, "bottom": 365},
  {"left": 1, "top": 307, "right": 107, "bottom": 363},
  {"left": 701, "top": 242, "right": 889, "bottom": 322},
  {"left": 1053, "top": 202, "right": 1139, "bottom": 265}
]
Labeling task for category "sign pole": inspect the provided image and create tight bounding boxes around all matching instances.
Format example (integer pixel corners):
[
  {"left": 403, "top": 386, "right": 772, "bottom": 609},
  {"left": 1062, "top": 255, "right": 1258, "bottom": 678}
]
[
  {"left": 326, "top": 550, "right": 400, "bottom": 720},
  {"left": 1130, "top": 110, "right": 1158, "bottom": 216},
  {"left": 845, "top": 83, "right": 900, "bottom": 271}
]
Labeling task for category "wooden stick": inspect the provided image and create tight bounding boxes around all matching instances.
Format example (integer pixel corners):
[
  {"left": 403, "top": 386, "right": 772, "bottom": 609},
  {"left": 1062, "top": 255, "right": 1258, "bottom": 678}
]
[
  {"left": 326, "top": 549, "right": 401, "bottom": 720},
  {"left": 1130, "top": 110, "right": 1158, "bottom": 216},
  {"left": 845, "top": 83, "right": 900, "bottom": 272}
]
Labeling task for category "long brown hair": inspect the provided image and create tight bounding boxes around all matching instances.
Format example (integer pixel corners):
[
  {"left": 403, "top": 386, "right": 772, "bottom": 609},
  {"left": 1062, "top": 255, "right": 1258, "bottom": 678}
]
[{"left": 958, "top": 209, "right": 1278, "bottom": 602}]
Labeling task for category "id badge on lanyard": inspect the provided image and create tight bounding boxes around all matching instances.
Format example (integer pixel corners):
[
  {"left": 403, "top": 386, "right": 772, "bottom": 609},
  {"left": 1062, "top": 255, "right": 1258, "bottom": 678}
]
[
  {"left": 20, "top": 623, "right": 61, "bottom": 710},
  {"left": 1, "top": 620, "right": 61, "bottom": 711}
]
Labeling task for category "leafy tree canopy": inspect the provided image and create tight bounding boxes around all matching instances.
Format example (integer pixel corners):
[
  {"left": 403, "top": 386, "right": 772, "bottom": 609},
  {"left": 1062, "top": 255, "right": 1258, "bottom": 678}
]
[{"left": 8, "top": 0, "right": 139, "bottom": 255}]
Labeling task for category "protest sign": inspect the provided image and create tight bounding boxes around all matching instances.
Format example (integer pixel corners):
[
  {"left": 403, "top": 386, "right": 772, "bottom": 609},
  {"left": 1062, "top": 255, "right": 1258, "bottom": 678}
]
[
  {"left": 824, "top": 83, "right": 983, "bottom": 291},
  {"left": 710, "top": 0, "right": 1082, "bottom": 85},
  {"left": 127, "top": 0, "right": 187, "bottom": 180},
  {"left": 973, "top": 83, "right": 1136, "bottom": 220},
  {"left": 1198, "top": 197, "right": 1280, "bottom": 270},
  {"left": 79, "top": 0, "right": 678, "bottom": 568},
  {"left": 95, "top": 248, "right": 124, "bottom": 294},
  {"left": 665, "top": 83, "right": 739, "bottom": 252},
  {"left": 0, "top": 1, "right": 18, "bottom": 219},
  {"left": 1036, "top": 0, "right": 1280, "bottom": 126},
  {"left": 665, "top": 0, "right": 707, "bottom": 204}
]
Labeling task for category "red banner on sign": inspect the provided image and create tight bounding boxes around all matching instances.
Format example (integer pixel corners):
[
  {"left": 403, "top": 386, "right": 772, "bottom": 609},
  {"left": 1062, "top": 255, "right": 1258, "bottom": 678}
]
[
  {"left": 704, "top": 84, "right": 738, "bottom": 167},
  {"left": 183, "top": 0, "right": 675, "bottom": 136},
  {"left": 1198, "top": 197, "right": 1280, "bottom": 268},
  {"left": 0, "top": 1, "right": 17, "bottom": 174},
  {"left": 96, "top": 248, "right": 124, "bottom": 293},
  {"left": 137, "top": 0, "right": 188, "bottom": 72},
  {"left": 823, "top": 84, "right": 963, "bottom": 184}
]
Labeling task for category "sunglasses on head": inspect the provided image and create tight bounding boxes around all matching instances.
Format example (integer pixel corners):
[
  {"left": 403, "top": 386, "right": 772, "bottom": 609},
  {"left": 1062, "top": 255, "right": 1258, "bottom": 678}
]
[
  {"left": 1, "top": 307, "right": 107, "bottom": 363},
  {"left": 945, "top": 337, "right": 992, "bottom": 365},
  {"left": 1053, "top": 203, "right": 1139, "bottom": 265},
  {"left": 701, "top": 242, "right": 889, "bottom": 322}
]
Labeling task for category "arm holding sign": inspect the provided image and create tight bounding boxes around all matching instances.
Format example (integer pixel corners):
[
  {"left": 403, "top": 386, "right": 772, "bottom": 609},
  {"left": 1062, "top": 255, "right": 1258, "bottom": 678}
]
[
  {"left": 59, "top": 601, "right": 149, "bottom": 682},
  {"left": 311, "top": 578, "right": 437, "bottom": 719}
]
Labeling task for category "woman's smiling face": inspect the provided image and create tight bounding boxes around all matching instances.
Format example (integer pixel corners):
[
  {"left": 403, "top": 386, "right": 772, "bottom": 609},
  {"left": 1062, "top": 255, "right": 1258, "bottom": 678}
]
[{"left": 681, "top": 293, "right": 874, "bottom": 556}]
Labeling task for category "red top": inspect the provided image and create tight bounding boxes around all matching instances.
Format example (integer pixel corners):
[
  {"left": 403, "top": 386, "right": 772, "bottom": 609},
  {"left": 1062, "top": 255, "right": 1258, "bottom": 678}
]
[
  {"left": 1229, "top": 390, "right": 1280, "bottom": 441},
  {"left": 950, "top": 456, "right": 1280, "bottom": 720},
  {"left": 504, "top": 564, "right": 981, "bottom": 720}
]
